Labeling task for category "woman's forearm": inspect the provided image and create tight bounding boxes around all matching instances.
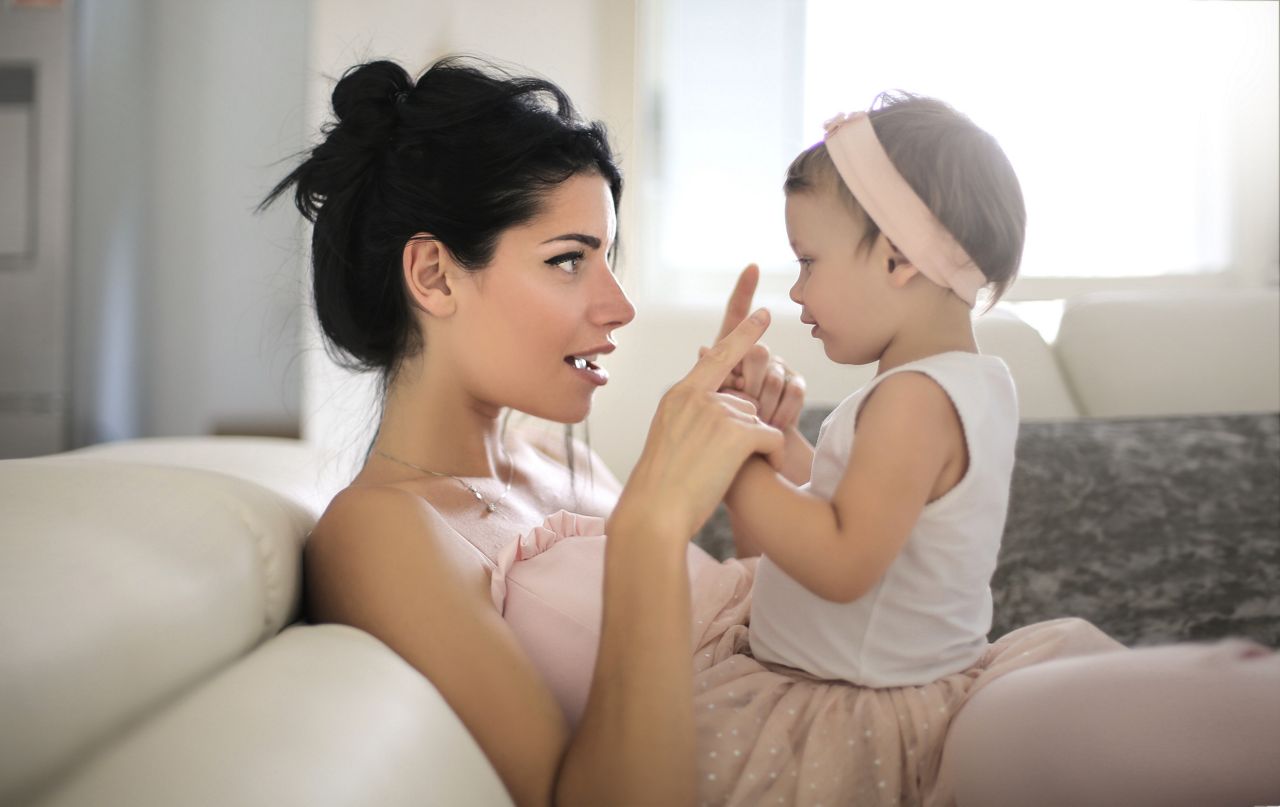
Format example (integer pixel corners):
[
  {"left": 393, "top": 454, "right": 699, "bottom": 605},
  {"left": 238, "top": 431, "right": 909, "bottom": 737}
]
[{"left": 555, "top": 514, "right": 695, "bottom": 806}]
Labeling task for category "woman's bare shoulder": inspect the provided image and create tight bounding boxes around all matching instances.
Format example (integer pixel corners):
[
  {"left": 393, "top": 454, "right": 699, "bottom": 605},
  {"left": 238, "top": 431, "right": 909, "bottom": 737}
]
[
  {"left": 311, "top": 483, "right": 452, "bottom": 557},
  {"left": 306, "top": 484, "right": 489, "bottom": 621}
]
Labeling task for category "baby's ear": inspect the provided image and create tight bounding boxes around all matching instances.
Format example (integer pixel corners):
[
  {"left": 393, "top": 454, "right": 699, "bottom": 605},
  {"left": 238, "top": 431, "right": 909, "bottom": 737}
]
[
  {"left": 883, "top": 237, "right": 921, "bottom": 287},
  {"left": 403, "top": 234, "right": 456, "bottom": 317}
]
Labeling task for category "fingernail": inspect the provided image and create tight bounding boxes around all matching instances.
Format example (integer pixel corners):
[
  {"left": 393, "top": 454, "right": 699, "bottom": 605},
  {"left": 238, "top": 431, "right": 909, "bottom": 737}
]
[{"left": 750, "top": 308, "right": 769, "bottom": 324}]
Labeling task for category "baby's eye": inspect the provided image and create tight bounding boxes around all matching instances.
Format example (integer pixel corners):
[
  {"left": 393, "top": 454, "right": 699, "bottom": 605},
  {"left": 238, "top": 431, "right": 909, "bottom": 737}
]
[
  {"left": 796, "top": 257, "right": 814, "bottom": 270},
  {"left": 547, "top": 251, "right": 585, "bottom": 274}
]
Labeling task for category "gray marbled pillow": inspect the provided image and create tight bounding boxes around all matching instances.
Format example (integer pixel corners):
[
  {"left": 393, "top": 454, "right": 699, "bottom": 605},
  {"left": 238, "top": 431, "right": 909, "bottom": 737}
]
[{"left": 692, "top": 411, "right": 1280, "bottom": 648}]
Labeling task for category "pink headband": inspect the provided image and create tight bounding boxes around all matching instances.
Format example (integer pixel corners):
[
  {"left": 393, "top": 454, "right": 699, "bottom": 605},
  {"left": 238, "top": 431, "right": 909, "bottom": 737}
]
[{"left": 822, "top": 111, "right": 987, "bottom": 308}]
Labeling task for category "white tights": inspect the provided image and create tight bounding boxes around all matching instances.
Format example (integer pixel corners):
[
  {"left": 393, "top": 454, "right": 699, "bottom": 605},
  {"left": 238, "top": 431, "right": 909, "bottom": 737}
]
[{"left": 938, "top": 638, "right": 1280, "bottom": 807}]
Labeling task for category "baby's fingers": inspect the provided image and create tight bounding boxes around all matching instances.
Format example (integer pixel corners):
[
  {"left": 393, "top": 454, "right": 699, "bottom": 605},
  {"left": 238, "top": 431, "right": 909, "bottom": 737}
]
[
  {"left": 746, "top": 418, "right": 787, "bottom": 469},
  {"left": 772, "top": 372, "right": 806, "bottom": 429}
]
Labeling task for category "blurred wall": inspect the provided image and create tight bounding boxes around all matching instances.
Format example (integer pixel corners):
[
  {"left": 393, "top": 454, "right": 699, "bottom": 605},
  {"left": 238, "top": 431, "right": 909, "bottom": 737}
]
[
  {"left": 0, "top": 3, "right": 72, "bottom": 459},
  {"left": 71, "top": 0, "right": 310, "bottom": 446}
]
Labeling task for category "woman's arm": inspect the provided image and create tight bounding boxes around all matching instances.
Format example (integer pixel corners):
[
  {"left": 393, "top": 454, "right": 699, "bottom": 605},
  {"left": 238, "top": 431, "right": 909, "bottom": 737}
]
[
  {"left": 556, "top": 507, "right": 695, "bottom": 801},
  {"left": 724, "top": 372, "right": 966, "bottom": 602}
]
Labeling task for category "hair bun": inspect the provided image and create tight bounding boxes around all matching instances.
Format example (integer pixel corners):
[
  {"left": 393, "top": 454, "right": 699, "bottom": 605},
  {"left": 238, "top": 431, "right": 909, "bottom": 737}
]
[
  {"left": 331, "top": 60, "right": 412, "bottom": 133},
  {"left": 275, "top": 61, "right": 412, "bottom": 217}
]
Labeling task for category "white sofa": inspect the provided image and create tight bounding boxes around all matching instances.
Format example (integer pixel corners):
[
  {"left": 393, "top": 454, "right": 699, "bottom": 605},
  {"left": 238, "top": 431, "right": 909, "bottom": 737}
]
[
  {"left": 0, "top": 441, "right": 513, "bottom": 807},
  {"left": 1, "top": 288, "right": 1276, "bottom": 807}
]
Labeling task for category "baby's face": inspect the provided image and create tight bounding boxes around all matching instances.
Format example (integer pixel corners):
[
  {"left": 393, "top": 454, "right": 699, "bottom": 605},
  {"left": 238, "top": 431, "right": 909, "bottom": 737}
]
[{"left": 784, "top": 189, "right": 900, "bottom": 366}]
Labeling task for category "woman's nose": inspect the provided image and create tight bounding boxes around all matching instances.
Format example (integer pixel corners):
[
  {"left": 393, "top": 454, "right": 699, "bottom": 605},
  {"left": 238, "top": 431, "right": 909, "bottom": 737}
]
[{"left": 593, "top": 263, "right": 637, "bottom": 329}]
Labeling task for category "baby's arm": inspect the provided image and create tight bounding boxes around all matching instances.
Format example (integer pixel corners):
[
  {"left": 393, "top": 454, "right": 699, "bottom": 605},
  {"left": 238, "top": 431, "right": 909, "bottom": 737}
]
[{"left": 724, "top": 372, "right": 964, "bottom": 602}]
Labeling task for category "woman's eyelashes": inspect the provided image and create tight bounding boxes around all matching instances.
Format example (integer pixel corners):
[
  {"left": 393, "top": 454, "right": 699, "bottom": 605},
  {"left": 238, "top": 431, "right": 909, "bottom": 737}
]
[{"left": 547, "top": 250, "right": 586, "bottom": 274}]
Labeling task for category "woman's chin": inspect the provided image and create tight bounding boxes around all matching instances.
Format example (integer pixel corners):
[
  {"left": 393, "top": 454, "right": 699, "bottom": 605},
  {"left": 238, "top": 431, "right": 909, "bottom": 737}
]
[{"left": 516, "top": 396, "right": 593, "bottom": 425}]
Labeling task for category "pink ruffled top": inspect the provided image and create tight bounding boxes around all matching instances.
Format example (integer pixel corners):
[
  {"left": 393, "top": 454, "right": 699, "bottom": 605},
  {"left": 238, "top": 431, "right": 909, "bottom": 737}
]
[
  {"left": 489, "top": 511, "right": 610, "bottom": 726},
  {"left": 488, "top": 510, "right": 730, "bottom": 727}
]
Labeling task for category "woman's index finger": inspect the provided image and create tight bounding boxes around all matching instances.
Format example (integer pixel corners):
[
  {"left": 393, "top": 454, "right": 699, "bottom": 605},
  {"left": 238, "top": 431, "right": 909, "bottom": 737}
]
[{"left": 687, "top": 308, "right": 771, "bottom": 391}]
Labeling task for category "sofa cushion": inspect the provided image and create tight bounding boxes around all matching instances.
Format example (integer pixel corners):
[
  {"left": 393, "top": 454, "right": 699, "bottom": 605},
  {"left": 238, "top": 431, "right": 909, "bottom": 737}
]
[
  {"left": 993, "top": 413, "right": 1280, "bottom": 647},
  {"left": 70, "top": 436, "right": 349, "bottom": 519},
  {"left": 975, "top": 308, "right": 1081, "bottom": 420},
  {"left": 0, "top": 457, "right": 313, "bottom": 804},
  {"left": 1055, "top": 289, "right": 1280, "bottom": 417},
  {"left": 31, "top": 625, "right": 512, "bottom": 807}
]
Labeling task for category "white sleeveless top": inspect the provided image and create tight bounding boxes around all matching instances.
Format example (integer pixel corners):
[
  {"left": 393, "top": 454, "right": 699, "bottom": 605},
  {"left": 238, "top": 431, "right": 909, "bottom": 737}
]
[{"left": 748, "top": 352, "right": 1019, "bottom": 687}]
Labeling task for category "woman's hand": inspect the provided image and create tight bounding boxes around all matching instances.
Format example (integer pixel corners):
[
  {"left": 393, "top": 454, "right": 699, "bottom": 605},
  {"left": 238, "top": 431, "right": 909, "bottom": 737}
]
[
  {"left": 610, "top": 308, "right": 786, "bottom": 544},
  {"left": 712, "top": 264, "right": 806, "bottom": 431}
]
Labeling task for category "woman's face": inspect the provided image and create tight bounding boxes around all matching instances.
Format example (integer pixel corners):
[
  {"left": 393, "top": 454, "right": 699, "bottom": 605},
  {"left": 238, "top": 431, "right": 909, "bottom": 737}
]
[{"left": 445, "top": 172, "right": 636, "bottom": 423}]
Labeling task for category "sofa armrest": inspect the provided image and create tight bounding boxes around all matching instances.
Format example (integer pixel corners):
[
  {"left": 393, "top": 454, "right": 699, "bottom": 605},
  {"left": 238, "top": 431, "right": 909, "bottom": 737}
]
[{"left": 32, "top": 625, "right": 512, "bottom": 807}]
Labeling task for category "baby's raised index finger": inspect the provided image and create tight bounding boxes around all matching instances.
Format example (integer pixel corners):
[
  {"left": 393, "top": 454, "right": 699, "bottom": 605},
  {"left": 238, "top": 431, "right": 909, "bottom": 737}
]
[
  {"left": 687, "top": 307, "right": 771, "bottom": 391},
  {"left": 716, "top": 264, "right": 760, "bottom": 342}
]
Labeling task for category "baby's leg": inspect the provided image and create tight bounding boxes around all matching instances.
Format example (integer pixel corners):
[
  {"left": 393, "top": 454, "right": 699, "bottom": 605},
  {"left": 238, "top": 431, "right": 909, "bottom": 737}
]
[{"left": 938, "top": 638, "right": 1280, "bottom": 807}]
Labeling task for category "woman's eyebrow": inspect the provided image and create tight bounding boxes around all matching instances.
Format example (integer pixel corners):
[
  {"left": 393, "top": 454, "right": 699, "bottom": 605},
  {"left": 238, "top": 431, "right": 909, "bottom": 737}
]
[{"left": 541, "top": 233, "right": 601, "bottom": 249}]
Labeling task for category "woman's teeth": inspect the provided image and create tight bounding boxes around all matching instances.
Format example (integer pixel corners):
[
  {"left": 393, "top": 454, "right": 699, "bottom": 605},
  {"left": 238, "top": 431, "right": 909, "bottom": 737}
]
[{"left": 566, "top": 356, "right": 599, "bottom": 370}]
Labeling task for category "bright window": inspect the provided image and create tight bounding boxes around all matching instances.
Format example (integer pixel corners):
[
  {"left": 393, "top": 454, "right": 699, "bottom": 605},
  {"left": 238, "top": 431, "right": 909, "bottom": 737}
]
[{"left": 644, "top": 0, "right": 1277, "bottom": 304}]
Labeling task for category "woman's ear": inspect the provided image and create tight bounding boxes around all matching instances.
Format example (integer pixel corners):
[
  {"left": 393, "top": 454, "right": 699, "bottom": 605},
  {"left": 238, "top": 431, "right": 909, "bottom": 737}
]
[{"left": 402, "top": 234, "right": 457, "bottom": 317}]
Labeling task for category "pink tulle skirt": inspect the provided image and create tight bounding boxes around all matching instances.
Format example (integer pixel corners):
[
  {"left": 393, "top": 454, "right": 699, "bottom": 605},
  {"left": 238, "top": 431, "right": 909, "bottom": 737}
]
[{"left": 687, "top": 554, "right": 1124, "bottom": 807}]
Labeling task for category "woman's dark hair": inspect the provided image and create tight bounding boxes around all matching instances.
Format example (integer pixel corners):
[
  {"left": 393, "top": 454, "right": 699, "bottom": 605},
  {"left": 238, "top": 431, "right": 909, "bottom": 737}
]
[
  {"left": 261, "top": 56, "right": 622, "bottom": 376},
  {"left": 784, "top": 92, "right": 1026, "bottom": 307}
]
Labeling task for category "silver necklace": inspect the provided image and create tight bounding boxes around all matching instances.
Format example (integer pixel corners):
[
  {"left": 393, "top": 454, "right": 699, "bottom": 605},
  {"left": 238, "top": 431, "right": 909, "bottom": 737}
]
[{"left": 375, "top": 442, "right": 515, "bottom": 514}]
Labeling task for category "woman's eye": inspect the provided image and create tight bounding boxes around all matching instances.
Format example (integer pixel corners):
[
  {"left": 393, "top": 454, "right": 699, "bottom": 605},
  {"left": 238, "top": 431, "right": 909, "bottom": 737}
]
[{"left": 547, "top": 251, "right": 585, "bottom": 274}]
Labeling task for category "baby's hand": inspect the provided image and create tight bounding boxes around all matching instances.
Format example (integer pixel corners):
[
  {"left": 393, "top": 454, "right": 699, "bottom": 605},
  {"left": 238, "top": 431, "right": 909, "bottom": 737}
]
[
  {"left": 709, "top": 264, "right": 807, "bottom": 431},
  {"left": 699, "top": 344, "right": 806, "bottom": 432}
]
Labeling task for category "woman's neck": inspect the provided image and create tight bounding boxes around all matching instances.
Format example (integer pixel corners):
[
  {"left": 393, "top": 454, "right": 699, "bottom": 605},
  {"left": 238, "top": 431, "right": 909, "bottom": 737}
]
[{"left": 374, "top": 356, "right": 507, "bottom": 478}]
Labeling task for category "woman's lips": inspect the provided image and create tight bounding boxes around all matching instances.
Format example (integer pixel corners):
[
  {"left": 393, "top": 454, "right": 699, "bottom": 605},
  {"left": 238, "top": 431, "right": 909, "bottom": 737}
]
[{"left": 565, "top": 356, "right": 608, "bottom": 385}]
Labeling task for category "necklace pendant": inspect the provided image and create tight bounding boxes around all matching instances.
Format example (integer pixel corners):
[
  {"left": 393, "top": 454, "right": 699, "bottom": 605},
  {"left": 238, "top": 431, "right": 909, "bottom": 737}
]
[{"left": 374, "top": 447, "right": 512, "bottom": 517}]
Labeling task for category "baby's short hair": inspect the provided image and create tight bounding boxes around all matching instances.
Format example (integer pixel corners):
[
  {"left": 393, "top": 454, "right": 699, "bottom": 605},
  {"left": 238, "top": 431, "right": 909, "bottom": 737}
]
[{"left": 785, "top": 92, "right": 1026, "bottom": 305}]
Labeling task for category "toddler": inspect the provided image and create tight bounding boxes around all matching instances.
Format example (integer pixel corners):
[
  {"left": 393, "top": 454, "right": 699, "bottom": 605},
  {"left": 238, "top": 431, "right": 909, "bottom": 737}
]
[
  {"left": 728, "top": 94, "right": 1027, "bottom": 688},
  {"left": 704, "top": 93, "right": 1280, "bottom": 806}
]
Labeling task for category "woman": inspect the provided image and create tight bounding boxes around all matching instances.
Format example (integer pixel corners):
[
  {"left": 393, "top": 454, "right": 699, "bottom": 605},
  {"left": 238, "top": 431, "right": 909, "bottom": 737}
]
[
  {"left": 266, "top": 57, "right": 1280, "bottom": 807},
  {"left": 264, "top": 56, "right": 786, "bottom": 805}
]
